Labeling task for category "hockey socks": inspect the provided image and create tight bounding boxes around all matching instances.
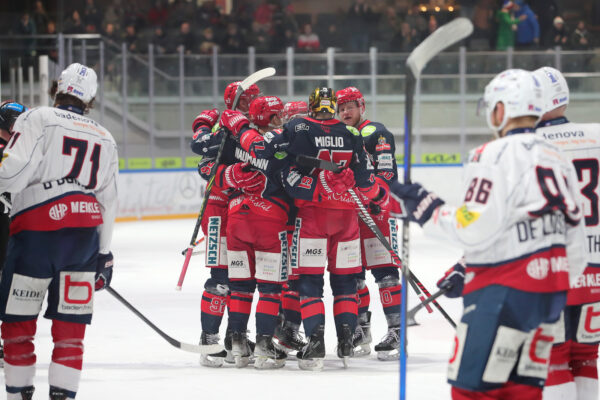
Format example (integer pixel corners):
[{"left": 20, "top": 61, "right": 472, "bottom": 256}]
[
  {"left": 451, "top": 382, "right": 542, "bottom": 399},
  {"left": 2, "top": 320, "right": 36, "bottom": 400},
  {"left": 357, "top": 281, "right": 370, "bottom": 316},
  {"left": 333, "top": 294, "right": 358, "bottom": 336},
  {"left": 282, "top": 281, "right": 302, "bottom": 326},
  {"left": 228, "top": 291, "right": 253, "bottom": 333},
  {"left": 49, "top": 320, "right": 85, "bottom": 399},
  {"left": 377, "top": 277, "right": 402, "bottom": 322},
  {"left": 256, "top": 291, "right": 281, "bottom": 336},
  {"left": 300, "top": 297, "right": 325, "bottom": 337},
  {"left": 200, "top": 291, "right": 228, "bottom": 334}
]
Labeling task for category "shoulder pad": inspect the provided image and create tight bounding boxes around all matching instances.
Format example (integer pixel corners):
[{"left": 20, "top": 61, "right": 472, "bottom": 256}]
[
  {"left": 361, "top": 124, "right": 377, "bottom": 137},
  {"left": 346, "top": 126, "right": 360, "bottom": 136}
]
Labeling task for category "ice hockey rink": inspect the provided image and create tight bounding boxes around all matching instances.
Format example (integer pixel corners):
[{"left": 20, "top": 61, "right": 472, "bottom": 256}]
[{"left": 3, "top": 216, "right": 464, "bottom": 399}]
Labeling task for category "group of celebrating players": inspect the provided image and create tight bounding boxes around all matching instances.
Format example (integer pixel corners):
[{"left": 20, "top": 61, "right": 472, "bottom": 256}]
[{"left": 0, "top": 58, "right": 595, "bottom": 399}]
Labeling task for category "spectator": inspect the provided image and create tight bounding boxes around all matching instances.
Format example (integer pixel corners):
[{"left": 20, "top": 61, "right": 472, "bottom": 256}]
[
  {"left": 513, "top": 1, "right": 539, "bottom": 49},
  {"left": 495, "top": 1, "right": 521, "bottom": 51},
  {"left": 320, "top": 24, "right": 344, "bottom": 50},
  {"left": 197, "top": 0, "right": 223, "bottom": 27},
  {"left": 198, "top": 27, "right": 219, "bottom": 54},
  {"left": 571, "top": 20, "right": 592, "bottom": 50},
  {"left": 150, "top": 26, "right": 170, "bottom": 54},
  {"left": 297, "top": 23, "right": 320, "bottom": 53},
  {"left": 40, "top": 21, "right": 58, "bottom": 61},
  {"left": 549, "top": 16, "right": 568, "bottom": 48},
  {"left": 392, "top": 21, "right": 418, "bottom": 52},
  {"left": 529, "top": 0, "right": 558, "bottom": 47},
  {"left": 405, "top": 3, "right": 428, "bottom": 43},
  {"left": 103, "top": 3, "right": 121, "bottom": 30},
  {"left": 346, "top": 0, "right": 376, "bottom": 52},
  {"left": 13, "top": 12, "right": 36, "bottom": 59},
  {"left": 375, "top": 6, "right": 401, "bottom": 51},
  {"left": 254, "top": 0, "right": 275, "bottom": 31},
  {"left": 174, "top": 21, "right": 197, "bottom": 55},
  {"left": 64, "top": 10, "right": 86, "bottom": 34},
  {"left": 148, "top": 0, "right": 169, "bottom": 27},
  {"left": 123, "top": 24, "right": 144, "bottom": 54},
  {"left": 428, "top": 15, "right": 439, "bottom": 35},
  {"left": 248, "top": 21, "right": 271, "bottom": 53},
  {"left": 222, "top": 22, "right": 246, "bottom": 54},
  {"left": 102, "top": 22, "right": 121, "bottom": 44},
  {"left": 83, "top": 0, "right": 103, "bottom": 32},
  {"left": 32, "top": 1, "right": 49, "bottom": 34}
]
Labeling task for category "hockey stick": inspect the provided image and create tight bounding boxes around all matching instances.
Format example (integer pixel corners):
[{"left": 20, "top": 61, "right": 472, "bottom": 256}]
[
  {"left": 180, "top": 236, "right": 204, "bottom": 256},
  {"left": 295, "top": 155, "right": 453, "bottom": 320},
  {"left": 406, "top": 286, "right": 450, "bottom": 327},
  {"left": 106, "top": 286, "right": 224, "bottom": 354},
  {"left": 400, "top": 17, "right": 473, "bottom": 399},
  {"left": 176, "top": 67, "right": 276, "bottom": 290}
]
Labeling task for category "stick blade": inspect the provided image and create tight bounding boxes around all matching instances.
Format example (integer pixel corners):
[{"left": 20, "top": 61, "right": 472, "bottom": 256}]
[{"left": 406, "top": 17, "right": 473, "bottom": 78}]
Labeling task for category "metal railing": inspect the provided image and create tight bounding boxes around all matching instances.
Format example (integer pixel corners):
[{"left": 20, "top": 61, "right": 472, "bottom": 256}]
[{"left": 2, "top": 34, "right": 600, "bottom": 166}]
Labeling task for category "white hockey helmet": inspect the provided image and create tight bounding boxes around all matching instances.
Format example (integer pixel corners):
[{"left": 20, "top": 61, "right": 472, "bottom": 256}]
[
  {"left": 482, "top": 69, "right": 543, "bottom": 134},
  {"left": 56, "top": 63, "right": 98, "bottom": 104},
  {"left": 532, "top": 66, "right": 569, "bottom": 113}
]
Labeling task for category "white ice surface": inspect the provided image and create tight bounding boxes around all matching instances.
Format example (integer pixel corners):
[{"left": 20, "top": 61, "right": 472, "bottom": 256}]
[{"left": 3, "top": 218, "right": 466, "bottom": 399}]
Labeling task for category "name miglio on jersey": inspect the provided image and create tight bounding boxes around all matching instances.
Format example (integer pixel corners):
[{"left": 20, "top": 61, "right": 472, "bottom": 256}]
[{"left": 315, "top": 136, "right": 344, "bottom": 147}]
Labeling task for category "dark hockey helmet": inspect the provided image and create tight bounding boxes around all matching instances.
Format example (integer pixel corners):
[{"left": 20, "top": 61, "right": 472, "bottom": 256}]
[
  {"left": 224, "top": 81, "right": 260, "bottom": 110},
  {"left": 0, "top": 100, "right": 28, "bottom": 132},
  {"left": 249, "top": 96, "right": 284, "bottom": 128},
  {"left": 309, "top": 87, "right": 336, "bottom": 115}
]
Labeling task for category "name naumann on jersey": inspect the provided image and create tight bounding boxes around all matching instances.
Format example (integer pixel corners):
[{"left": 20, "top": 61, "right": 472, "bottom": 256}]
[{"left": 235, "top": 147, "right": 268, "bottom": 170}]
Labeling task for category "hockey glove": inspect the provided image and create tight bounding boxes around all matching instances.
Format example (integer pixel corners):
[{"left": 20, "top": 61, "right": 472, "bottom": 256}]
[
  {"left": 317, "top": 168, "right": 355, "bottom": 195},
  {"left": 242, "top": 173, "right": 267, "bottom": 196},
  {"left": 219, "top": 109, "right": 250, "bottom": 137},
  {"left": 369, "top": 186, "right": 390, "bottom": 215},
  {"left": 393, "top": 183, "right": 444, "bottom": 226},
  {"left": 223, "top": 162, "right": 263, "bottom": 191},
  {"left": 95, "top": 252, "right": 114, "bottom": 291},
  {"left": 436, "top": 258, "right": 466, "bottom": 298},
  {"left": 192, "top": 108, "right": 219, "bottom": 132}
]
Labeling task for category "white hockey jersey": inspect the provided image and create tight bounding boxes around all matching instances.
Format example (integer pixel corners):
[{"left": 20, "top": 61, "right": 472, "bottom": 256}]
[
  {"left": 537, "top": 117, "right": 600, "bottom": 304},
  {"left": 0, "top": 106, "right": 118, "bottom": 254},
  {"left": 424, "top": 130, "right": 586, "bottom": 295}
]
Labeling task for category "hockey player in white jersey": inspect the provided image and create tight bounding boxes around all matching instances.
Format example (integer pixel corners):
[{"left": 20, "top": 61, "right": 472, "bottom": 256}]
[
  {"left": 425, "top": 68, "right": 587, "bottom": 399},
  {"left": 533, "top": 66, "right": 600, "bottom": 400},
  {"left": 0, "top": 63, "right": 118, "bottom": 400}
]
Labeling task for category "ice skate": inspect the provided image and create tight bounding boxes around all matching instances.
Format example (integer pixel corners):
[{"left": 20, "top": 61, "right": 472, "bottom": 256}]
[
  {"left": 49, "top": 386, "right": 68, "bottom": 400},
  {"left": 18, "top": 386, "right": 34, "bottom": 400},
  {"left": 199, "top": 331, "right": 226, "bottom": 368},
  {"left": 254, "top": 334, "right": 287, "bottom": 369},
  {"left": 274, "top": 320, "right": 307, "bottom": 354},
  {"left": 231, "top": 331, "right": 253, "bottom": 368},
  {"left": 298, "top": 325, "right": 326, "bottom": 371},
  {"left": 374, "top": 326, "right": 400, "bottom": 361},
  {"left": 337, "top": 324, "right": 354, "bottom": 368},
  {"left": 352, "top": 311, "right": 372, "bottom": 357}
]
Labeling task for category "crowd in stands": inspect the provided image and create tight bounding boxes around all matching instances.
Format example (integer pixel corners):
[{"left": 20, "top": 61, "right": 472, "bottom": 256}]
[{"left": 4, "top": 0, "right": 597, "bottom": 59}]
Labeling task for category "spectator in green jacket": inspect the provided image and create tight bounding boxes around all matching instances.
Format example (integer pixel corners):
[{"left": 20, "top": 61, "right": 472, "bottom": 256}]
[{"left": 496, "top": 1, "right": 523, "bottom": 50}]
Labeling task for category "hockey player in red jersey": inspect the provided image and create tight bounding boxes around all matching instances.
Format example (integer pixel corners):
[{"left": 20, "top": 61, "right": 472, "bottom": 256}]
[
  {"left": 215, "top": 95, "right": 292, "bottom": 368},
  {"left": 336, "top": 86, "right": 403, "bottom": 360},
  {"left": 281, "top": 101, "right": 308, "bottom": 124},
  {"left": 0, "top": 63, "right": 119, "bottom": 400},
  {"left": 190, "top": 81, "right": 260, "bottom": 368},
  {"left": 534, "top": 66, "right": 600, "bottom": 400},
  {"left": 426, "top": 69, "right": 587, "bottom": 399}
]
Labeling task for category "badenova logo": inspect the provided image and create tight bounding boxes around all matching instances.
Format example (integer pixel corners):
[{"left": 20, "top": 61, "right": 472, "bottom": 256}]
[{"left": 49, "top": 203, "right": 68, "bottom": 220}]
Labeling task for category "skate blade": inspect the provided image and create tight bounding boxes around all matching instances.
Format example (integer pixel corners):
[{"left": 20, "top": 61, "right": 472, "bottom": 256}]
[
  {"left": 342, "top": 356, "right": 349, "bottom": 369},
  {"left": 273, "top": 338, "right": 295, "bottom": 354},
  {"left": 377, "top": 349, "right": 400, "bottom": 361},
  {"left": 234, "top": 355, "right": 250, "bottom": 368},
  {"left": 352, "top": 344, "right": 372, "bottom": 358},
  {"left": 298, "top": 358, "right": 324, "bottom": 371},
  {"left": 254, "top": 356, "right": 286, "bottom": 370},
  {"left": 199, "top": 354, "right": 225, "bottom": 368}
]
